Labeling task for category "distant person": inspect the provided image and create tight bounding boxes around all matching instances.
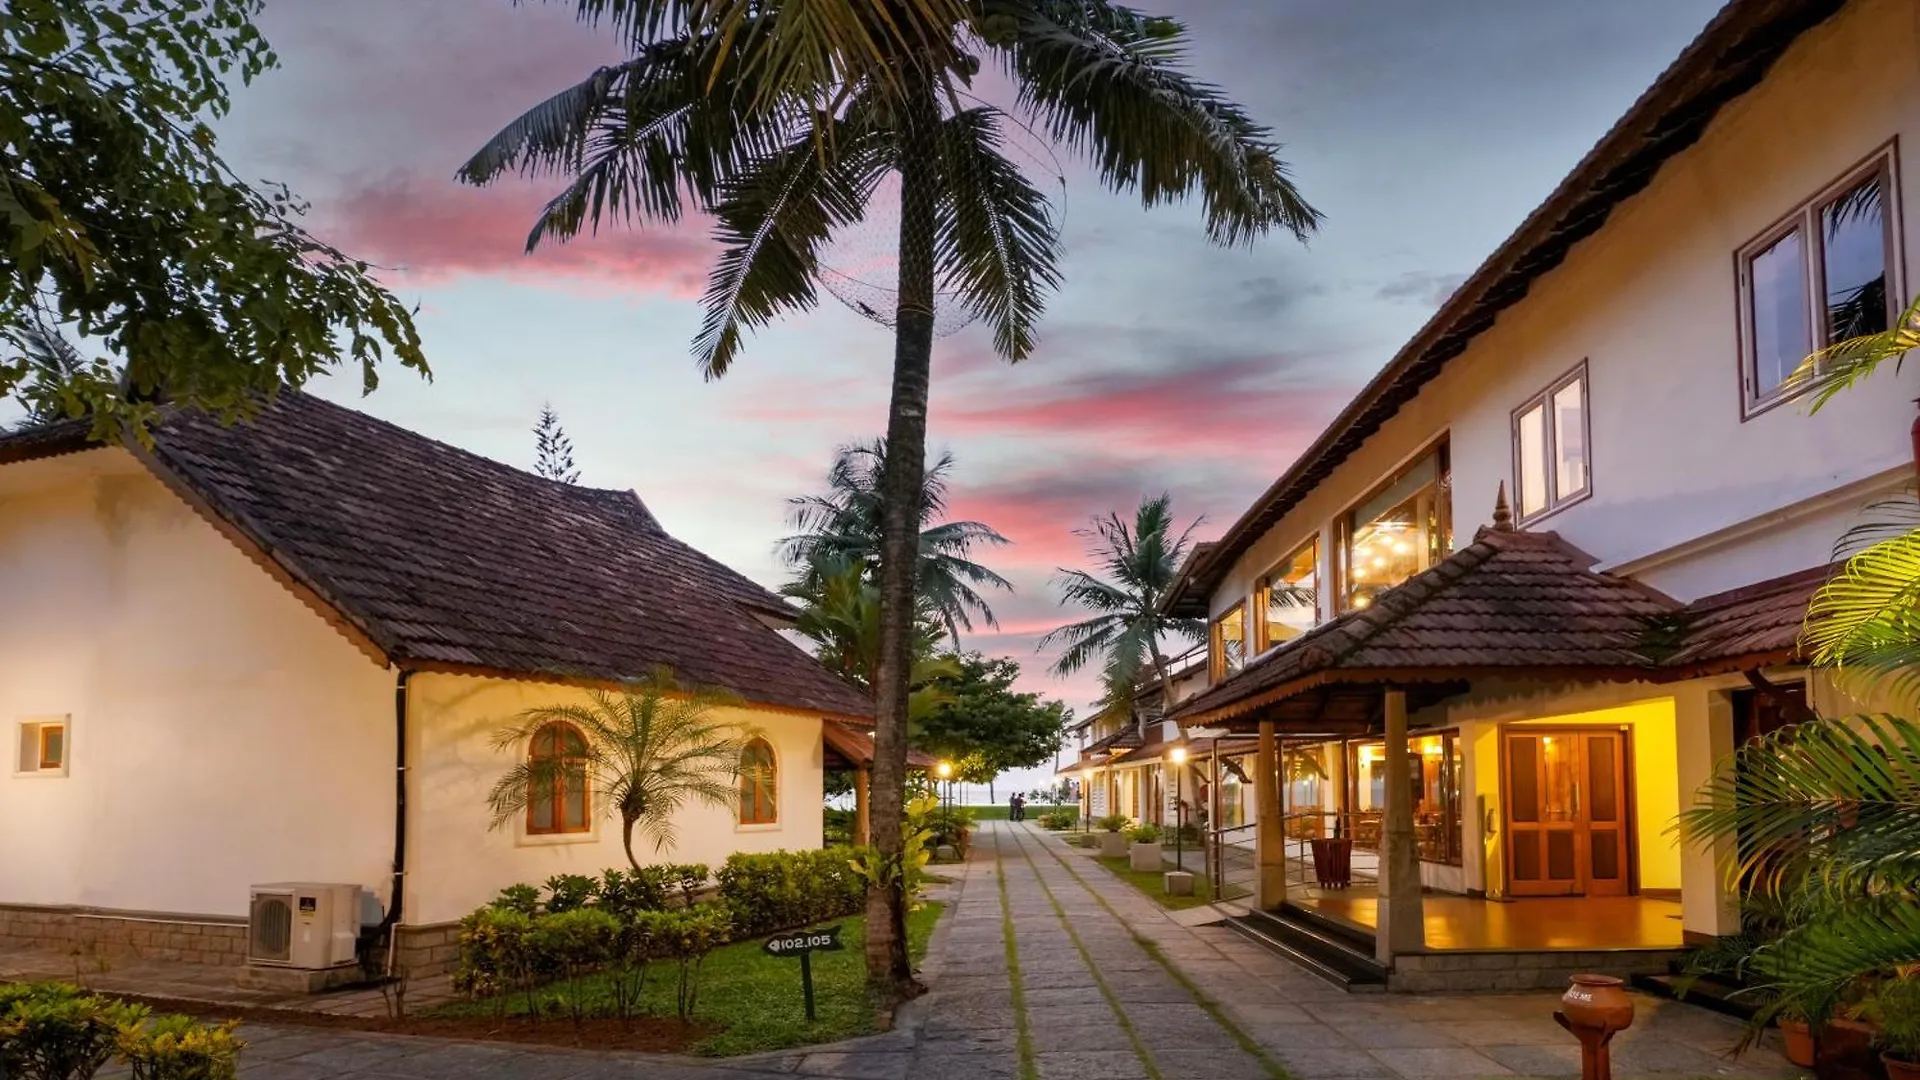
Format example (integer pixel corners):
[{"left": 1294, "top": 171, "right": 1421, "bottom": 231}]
[{"left": 1010, "top": 792, "right": 1024, "bottom": 822}]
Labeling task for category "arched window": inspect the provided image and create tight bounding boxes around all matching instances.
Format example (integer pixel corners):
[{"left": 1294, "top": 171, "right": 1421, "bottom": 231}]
[
  {"left": 527, "top": 722, "right": 589, "bottom": 835},
  {"left": 739, "top": 738, "right": 777, "bottom": 824}
]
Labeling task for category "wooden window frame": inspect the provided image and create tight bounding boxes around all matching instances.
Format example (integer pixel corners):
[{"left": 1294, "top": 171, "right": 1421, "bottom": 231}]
[
  {"left": 1209, "top": 602, "right": 1248, "bottom": 682},
  {"left": 36, "top": 723, "right": 64, "bottom": 771},
  {"left": 739, "top": 738, "right": 779, "bottom": 825},
  {"left": 1335, "top": 437, "right": 1452, "bottom": 613},
  {"left": 526, "top": 721, "right": 591, "bottom": 836},
  {"left": 1509, "top": 360, "right": 1592, "bottom": 526},
  {"left": 1737, "top": 142, "right": 1905, "bottom": 420},
  {"left": 1255, "top": 536, "right": 1320, "bottom": 653}
]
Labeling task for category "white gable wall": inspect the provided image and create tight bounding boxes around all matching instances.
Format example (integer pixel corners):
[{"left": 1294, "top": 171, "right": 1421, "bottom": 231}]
[{"left": 0, "top": 449, "right": 394, "bottom": 918}]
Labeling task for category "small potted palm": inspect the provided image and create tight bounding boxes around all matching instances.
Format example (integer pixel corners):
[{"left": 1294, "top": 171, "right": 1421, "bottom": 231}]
[
  {"left": 1126, "top": 823, "right": 1162, "bottom": 872},
  {"left": 1863, "top": 976, "right": 1920, "bottom": 1080},
  {"left": 1095, "top": 814, "right": 1131, "bottom": 858}
]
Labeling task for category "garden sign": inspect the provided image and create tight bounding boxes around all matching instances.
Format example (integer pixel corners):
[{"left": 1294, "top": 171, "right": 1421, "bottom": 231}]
[{"left": 763, "top": 925, "right": 844, "bottom": 1021}]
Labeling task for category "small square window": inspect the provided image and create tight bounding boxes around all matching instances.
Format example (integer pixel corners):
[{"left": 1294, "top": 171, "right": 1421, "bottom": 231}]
[
  {"left": 1512, "top": 364, "right": 1591, "bottom": 524},
  {"left": 17, "top": 719, "right": 69, "bottom": 775}
]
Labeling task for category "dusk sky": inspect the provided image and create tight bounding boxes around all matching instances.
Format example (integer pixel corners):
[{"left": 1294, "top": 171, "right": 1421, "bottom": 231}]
[{"left": 212, "top": 0, "right": 1725, "bottom": 786}]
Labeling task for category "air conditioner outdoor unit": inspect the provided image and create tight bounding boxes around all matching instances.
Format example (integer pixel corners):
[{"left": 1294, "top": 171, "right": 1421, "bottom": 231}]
[{"left": 248, "top": 883, "right": 361, "bottom": 969}]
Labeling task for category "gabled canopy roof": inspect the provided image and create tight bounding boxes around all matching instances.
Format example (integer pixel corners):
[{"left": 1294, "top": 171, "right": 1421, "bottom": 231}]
[
  {"left": 821, "top": 721, "right": 937, "bottom": 771},
  {"left": 0, "top": 394, "right": 872, "bottom": 719},
  {"left": 1167, "top": 0, "right": 1848, "bottom": 616},
  {"left": 1169, "top": 523, "right": 1830, "bottom": 731}
]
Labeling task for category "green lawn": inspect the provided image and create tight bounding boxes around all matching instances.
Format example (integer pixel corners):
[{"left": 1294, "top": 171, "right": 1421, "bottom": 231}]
[
  {"left": 965, "top": 804, "right": 1068, "bottom": 821},
  {"left": 1090, "top": 854, "right": 1218, "bottom": 911},
  {"left": 430, "top": 902, "right": 943, "bottom": 1057}
]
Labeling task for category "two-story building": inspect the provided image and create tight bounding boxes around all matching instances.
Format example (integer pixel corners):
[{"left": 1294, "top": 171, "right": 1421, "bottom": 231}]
[{"left": 1162, "top": 0, "right": 1919, "bottom": 992}]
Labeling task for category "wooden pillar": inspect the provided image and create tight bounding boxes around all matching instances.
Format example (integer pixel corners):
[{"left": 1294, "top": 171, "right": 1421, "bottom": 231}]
[
  {"left": 1256, "top": 720, "right": 1287, "bottom": 909},
  {"left": 1376, "top": 688, "right": 1425, "bottom": 964},
  {"left": 853, "top": 766, "right": 871, "bottom": 847}
]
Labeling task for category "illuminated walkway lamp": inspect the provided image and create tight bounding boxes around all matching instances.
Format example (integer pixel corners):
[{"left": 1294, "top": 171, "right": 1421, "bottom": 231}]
[{"left": 1168, "top": 745, "right": 1189, "bottom": 871}]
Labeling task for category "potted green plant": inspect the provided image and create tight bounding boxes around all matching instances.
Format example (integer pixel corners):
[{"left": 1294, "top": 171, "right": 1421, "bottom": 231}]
[
  {"left": 1860, "top": 976, "right": 1920, "bottom": 1079},
  {"left": 1126, "top": 823, "right": 1162, "bottom": 872},
  {"left": 1095, "top": 814, "right": 1131, "bottom": 858}
]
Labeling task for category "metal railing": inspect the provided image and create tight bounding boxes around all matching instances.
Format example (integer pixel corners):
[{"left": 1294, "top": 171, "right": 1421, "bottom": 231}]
[{"left": 1207, "top": 813, "right": 1384, "bottom": 900}]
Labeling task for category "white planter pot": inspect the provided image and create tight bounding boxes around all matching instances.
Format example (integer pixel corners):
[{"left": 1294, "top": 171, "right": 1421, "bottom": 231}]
[
  {"left": 1129, "top": 841, "right": 1163, "bottom": 872},
  {"left": 1163, "top": 870, "right": 1196, "bottom": 897},
  {"left": 1098, "top": 832, "right": 1129, "bottom": 859}
]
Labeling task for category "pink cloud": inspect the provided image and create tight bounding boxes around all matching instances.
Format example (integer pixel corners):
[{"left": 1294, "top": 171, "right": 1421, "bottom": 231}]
[{"left": 320, "top": 176, "right": 715, "bottom": 296}]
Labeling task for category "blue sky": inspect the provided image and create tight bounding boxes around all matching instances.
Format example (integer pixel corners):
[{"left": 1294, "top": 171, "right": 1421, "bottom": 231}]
[{"left": 202, "top": 0, "right": 1725, "bottom": 779}]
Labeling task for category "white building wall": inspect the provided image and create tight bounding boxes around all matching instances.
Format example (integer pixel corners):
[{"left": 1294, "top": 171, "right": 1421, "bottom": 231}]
[
  {"left": 0, "top": 450, "right": 395, "bottom": 918},
  {"left": 405, "top": 672, "right": 826, "bottom": 926},
  {"left": 1209, "top": 0, "right": 1920, "bottom": 627}
]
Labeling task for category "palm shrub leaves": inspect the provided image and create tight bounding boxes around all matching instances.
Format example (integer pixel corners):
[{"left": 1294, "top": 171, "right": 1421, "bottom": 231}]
[
  {"left": 779, "top": 439, "right": 1011, "bottom": 644},
  {"left": 486, "top": 675, "right": 751, "bottom": 873},
  {"left": 1041, "top": 493, "right": 1205, "bottom": 712},
  {"left": 461, "top": 0, "right": 1318, "bottom": 992}
]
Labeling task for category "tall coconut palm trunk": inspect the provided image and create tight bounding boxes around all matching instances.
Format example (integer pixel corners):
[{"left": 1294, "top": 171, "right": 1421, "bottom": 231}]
[{"left": 867, "top": 84, "right": 941, "bottom": 992}]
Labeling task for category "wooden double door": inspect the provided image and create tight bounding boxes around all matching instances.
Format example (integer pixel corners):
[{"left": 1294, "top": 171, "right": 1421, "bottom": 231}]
[{"left": 1504, "top": 729, "right": 1631, "bottom": 897}]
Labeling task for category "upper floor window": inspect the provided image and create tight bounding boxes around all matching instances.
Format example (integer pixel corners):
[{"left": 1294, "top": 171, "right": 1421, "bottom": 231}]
[
  {"left": 527, "top": 721, "right": 590, "bottom": 835},
  {"left": 1340, "top": 444, "right": 1451, "bottom": 611},
  {"left": 1256, "top": 538, "right": 1319, "bottom": 651},
  {"left": 1739, "top": 150, "right": 1899, "bottom": 413},
  {"left": 1512, "top": 363, "right": 1590, "bottom": 522},
  {"left": 1209, "top": 603, "right": 1247, "bottom": 681},
  {"left": 739, "top": 738, "right": 778, "bottom": 824}
]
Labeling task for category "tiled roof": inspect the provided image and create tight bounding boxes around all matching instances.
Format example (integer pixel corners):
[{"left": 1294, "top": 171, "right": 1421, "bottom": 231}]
[
  {"left": 1082, "top": 725, "right": 1144, "bottom": 758},
  {"left": 821, "top": 721, "right": 937, "bottom": 770},
  {"left": 1171, "top": 527, "right": 1676, "bottom": 725},
  {"left": 1665, "top": 566, "right": 1828, "bottom": 673},
  {"left": 1, "top": 395, "right": 871, "bottom": 718},
  {"left": 1167, "top": 0, "right": 1848, "bottom": 616}
]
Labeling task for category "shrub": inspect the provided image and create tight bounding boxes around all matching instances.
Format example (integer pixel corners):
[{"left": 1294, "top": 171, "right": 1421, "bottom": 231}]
[
  {"left": 717, "top": 850, "right": 864, "bottom": 938},
  {"left": 1095, "top": 813, "right": 1130, "bottom": 833},
  {"left": 1037, "top": 809, "right": 1078, "bottom": 830},
  {"left": 1125, "top": 824, "right": 1159, "bottom": 844},
  {"left": 541, "top": 874, "right": 597, "bottom": 914},
  {"left": 116, "top": 1015, "right": 243, "bottom": 1080},
  {"left": 634, "top": 908, "right": 728, "bottom": 1020},
  {"left": 923, "top": 807, "right": 973, "bottom": 854},
  {"left": 595, "top": 868, "right": 667, "bottom": 921},
  {"left": 0, "top": 981, "right": 147, "bottom": 1080},
  {"left": 451, "top": 906, "right": 533, "bottom": 1003},
  {"left": 526, "top": 908, "right": 621, "bottom": 1025},
  {"left": 662, "top": 863, "right": 710, "bottom": 906},
  {"left": 489, "top": 883, "right": 540, "bottom": 916}
]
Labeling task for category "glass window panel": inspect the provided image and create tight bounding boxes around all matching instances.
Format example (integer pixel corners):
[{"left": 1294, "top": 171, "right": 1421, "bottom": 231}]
[
  {"left": 1262, "top": 540, "right": 1319, "bottom": 646},
  {"left": 1748, "top": 227, "right": 1810, "bottom": 397},
  {"left": 1212, "top": 606, "right": 1247, "bottom": 677},
  {"left": 1821, "top": 174, "right": 1889, "bottom": 344},
  {"left": 1552, "top": 378, "right": 1588, "bottom": 499},
  {"left": 1516, "top": 403, "right": 1548, "bottom": 517},
  {"left": 530, "top": 796, "right": 554, "bottom": 831},
  {"left": 564, "top": 765, "right": 588, "bottom": 828},
  {"left": 1541, "top": 735, "right": 1578, "bottom": 823},
  {"left": 40, "top": 726, "right": 63, "bottom": 769}
]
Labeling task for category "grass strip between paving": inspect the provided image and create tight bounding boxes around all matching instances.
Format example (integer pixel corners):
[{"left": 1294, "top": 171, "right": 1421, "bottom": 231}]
[
  {"left": 1004, "top": 824, "right": 1167, "bottom": 1080},
  {"left": 991, "top": 829, "right": 1043, "bottom": 1080},
  {"left": 1019, "top": 823, "right": 1296, "bottom": 1080}
]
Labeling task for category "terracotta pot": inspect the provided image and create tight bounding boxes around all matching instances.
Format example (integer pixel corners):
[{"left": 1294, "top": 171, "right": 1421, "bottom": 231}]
[
  {"left": 1560, "top": 974, "right": 1635, "bottom": 1035},
  {"left": 1886, "top": 1053, "right": 1920, "bottom": 1080},
  {"left": 1778, "top": 1018, "right": 1815, "bottom": 1068}
]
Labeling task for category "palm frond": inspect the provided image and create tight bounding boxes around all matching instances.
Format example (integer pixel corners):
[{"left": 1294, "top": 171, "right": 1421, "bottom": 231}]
[
  {"left": 696, "top": 103, "right": 893, "bottom": 377},
  {"left": 930, "top": 106, "right": 1062, "bottom": 361},
  {"left": 993, "top": 0, "right": 1320, "bottom": 246},
  {"left": 1802, "top": 530, "right": 1920, "bottom": 704},
  {"left": 1793, "top": 290, "right": 1920, "bottom": 413}
]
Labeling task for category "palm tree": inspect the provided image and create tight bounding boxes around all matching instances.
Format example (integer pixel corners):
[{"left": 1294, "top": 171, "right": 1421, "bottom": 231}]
[
  {"left": 782, "top": 554, "right": 961, "bottom": 711},
  {"left": 459, "top": 1, "right": 1318, "bottom": 992},
  {"left": 1041, "top": 493, "right": 1206, "bottom": 715},
  {"left": 779, "top": 438, "right": 1011, "bottom": 643},
  {"left": 485, "top": 675, "right": 751, "bottom": 874}
]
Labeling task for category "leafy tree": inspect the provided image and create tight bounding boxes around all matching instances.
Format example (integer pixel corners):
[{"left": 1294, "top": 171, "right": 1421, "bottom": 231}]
[
  {"left": 915, "top": 653, "right": 1070, "bottom": 800},
  {"left": 460, "top": 0, "right": 1317, "bottom": 993},
  {"left": 1042, "top": 494, "right": 1206, "bottom": 712},
  {"left": 2, "top": 0, "right": 426, "bottom": 430},
  {"left": 6, "top": 305, "right": 102, "bottom": 430},
  {"left": 779, "top": 438, "right": 1011, "bottom": 643},
  {"left": 783, "top": 554, "right": 958, "bottom": 709},
  {"left": 485, "top": 673, "right": 750, "bottom": 872},
  {"left": 533, "top": 404, "right": 581, "bottom": 483}
]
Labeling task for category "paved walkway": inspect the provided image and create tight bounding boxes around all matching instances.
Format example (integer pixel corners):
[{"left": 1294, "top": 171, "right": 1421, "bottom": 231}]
[{"left": 10, "top": 821, "right": 1804, "bottom": 1079}]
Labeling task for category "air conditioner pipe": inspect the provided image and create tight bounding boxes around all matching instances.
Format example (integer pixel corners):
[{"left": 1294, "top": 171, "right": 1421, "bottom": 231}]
[{"left": 380, "top": 669, "right": 412, "bottom": 976}]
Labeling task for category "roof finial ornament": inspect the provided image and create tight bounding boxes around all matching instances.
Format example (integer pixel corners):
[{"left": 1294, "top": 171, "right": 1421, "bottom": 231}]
[{"left": 1492, "top": 482, "right": 1514, "bottom": 532}]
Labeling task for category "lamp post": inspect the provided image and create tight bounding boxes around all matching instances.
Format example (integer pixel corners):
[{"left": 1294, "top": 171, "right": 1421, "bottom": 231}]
[
  {"left": 1080, "top": 768, "right": 1094, "bottom": 833},
  {"left": 1168, "top": 746, "right": 1189, "bottom": 872},
  {"left": 936, "top": 760, "right": 953, "bottom": 816}
]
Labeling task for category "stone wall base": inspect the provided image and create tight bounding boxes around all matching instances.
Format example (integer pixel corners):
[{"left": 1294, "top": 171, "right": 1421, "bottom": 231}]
[
  {"left": 1387, "top": 948, "right": 1687, "bottom": 993},
  {"left": 0, "top": 904, "right": 247, "bottom": 967},
  {"left": 390, "top": 922, "right": 461, "bottom": 978}
]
